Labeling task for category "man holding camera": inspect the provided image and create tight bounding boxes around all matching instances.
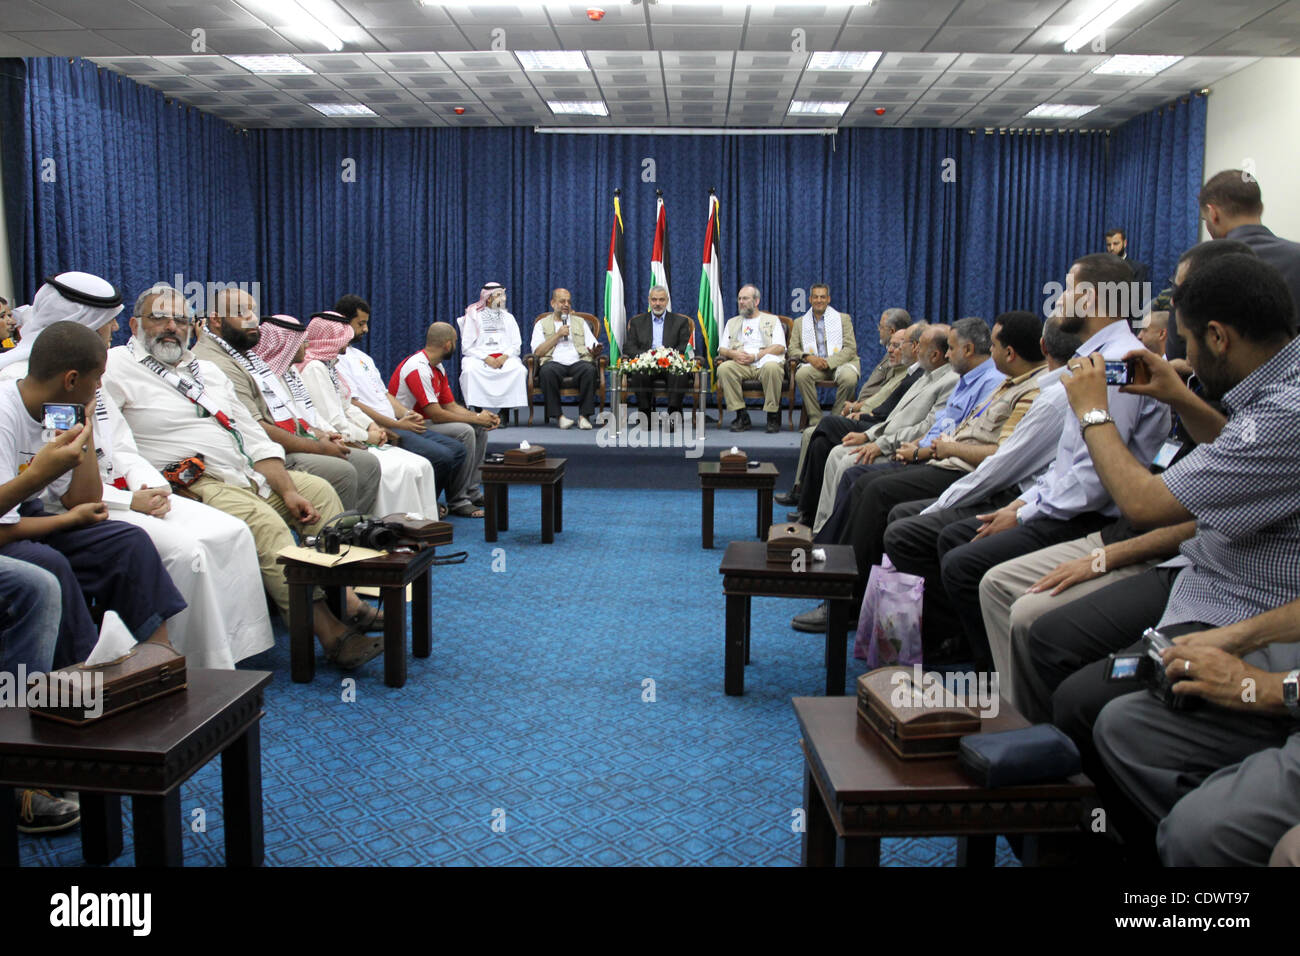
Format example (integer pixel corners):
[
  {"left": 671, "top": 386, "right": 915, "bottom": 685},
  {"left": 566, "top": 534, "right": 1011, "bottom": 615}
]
[{"left": 1041, "top": 251, "right": 1300, "bottom": 862}]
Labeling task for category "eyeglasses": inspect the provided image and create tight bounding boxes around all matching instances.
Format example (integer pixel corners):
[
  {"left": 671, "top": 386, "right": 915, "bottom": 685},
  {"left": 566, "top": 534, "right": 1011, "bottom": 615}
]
[{"left": 137, "top": 312, "right": 192, "bottom": 327}]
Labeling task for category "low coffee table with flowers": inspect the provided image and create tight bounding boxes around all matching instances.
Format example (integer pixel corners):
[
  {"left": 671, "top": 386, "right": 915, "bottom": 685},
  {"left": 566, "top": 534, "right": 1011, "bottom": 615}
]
[{"left": 614, "top": 347, "right": 705, "bottom": 433}]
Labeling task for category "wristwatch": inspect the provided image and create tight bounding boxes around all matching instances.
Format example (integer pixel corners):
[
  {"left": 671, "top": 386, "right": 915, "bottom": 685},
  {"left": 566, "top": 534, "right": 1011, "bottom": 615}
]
[
  {"left": 1079, "top": 408, "right": 1114, "bottom": 430},
  {"left": 1283, "top": 669, "right": 1300, "bottom": 715}
]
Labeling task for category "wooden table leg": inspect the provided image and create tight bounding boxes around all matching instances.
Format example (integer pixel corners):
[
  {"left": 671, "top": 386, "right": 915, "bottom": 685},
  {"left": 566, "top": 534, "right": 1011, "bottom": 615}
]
[
  {"left": 800, "top": 763, "right": 836, "bottom": 867},
  {"left": 325, "top": 586, "right": 344, "bottom": 620},
  {"left": 80, "top": 792, "right": 124, "bottom": 864},
  {"left": 825, "top": 598, "right": 849, "bottom": 696},
  {"left": 1, "top": 787, "right": 17, "bottom": 866},
  {"left": 412, "top": 569, "right": 431, "bottom": 658},
  {"left": 701, "top": 486, "right": 714, "bottom": 549},
  {"left": 957, "top": 835, "right": 996, "bottom": 867},
  {"left": 382, "top": 585, "right": 407, "bottom": 688},
  {"left": 221, "top": 724, "right": 264, "bottom": 867},
  {"left": 132, "top": 790, "right": 183, "bottom": 866},
  {"left": 541, "top": 483, "right": 555, "bottom": 544},
  {"left": 289, "top": 581, "right": 315, "bottom": 684},
  {"left": 837, "top": 835, "right": 882, "bottom": 867},
  {"left": 554, "top": 479, "right": 563, "bottom": 534},
  {"left": 744, "top": 594, "right": 751, "bottom": 665},
  {"left": 757, "top": 486, "right": 773, "bottom": 539},
  {"left": 725, "top": 592, "right": 746, "bottom": 695},
  {"left": 483, "top": 482, "right": 498, "bottom": 542},
  {"left": 497, "top": 483, "right": 509, "bottom": 531}
]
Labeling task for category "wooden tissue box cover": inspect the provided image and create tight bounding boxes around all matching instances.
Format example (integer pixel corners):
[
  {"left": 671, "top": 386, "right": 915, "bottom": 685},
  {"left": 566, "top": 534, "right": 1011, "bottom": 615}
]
[
  {"left": 766, "top": 521, "right": 812, "bottom": 564},
  {"left": 719, "top": 448, "right": 748, "bottom": 473},
  {"left": 504, "top": 445, "right": 546, "bottom": 465},
  {"left": 30, "top": 642, "right": 188, "bottom": 727},
  {"left": 856, "top": 666, "right": 981, "bottom": 759}
]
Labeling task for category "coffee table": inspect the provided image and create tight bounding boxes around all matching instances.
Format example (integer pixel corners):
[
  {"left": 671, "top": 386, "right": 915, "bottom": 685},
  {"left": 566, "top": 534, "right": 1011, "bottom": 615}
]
[
  {"left": 481, "top": 457, "right": 566, "bottom": 544},
  {"left": 278, "top": 546, "right": 437, "bottom": 688},
  {"left": 698, "top": 461, "right": 778, "bottom": 549},
  {"left": 0, "top": 669, "right": 271, "bottom": 867},
  {"left": 719, "top": 540, "right": 858, "bottom": 696},
  {"left": 793, "top": 695, "right": 1095, "bottom": 867}
]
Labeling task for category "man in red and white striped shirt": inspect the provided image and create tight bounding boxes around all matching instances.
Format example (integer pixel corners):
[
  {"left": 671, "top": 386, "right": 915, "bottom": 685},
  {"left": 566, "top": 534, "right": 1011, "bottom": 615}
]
[{"left": 390, "top": 322, "right": 496, "bottom": 518}]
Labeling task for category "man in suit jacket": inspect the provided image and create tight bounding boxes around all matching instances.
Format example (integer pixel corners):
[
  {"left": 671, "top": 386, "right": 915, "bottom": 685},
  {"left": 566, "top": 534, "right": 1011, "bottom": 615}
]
[
  {"left": 623, "top": 285, "right": 693, "bottom": 424},
  {"left": 1199, "top": 169, "right": 1300, "bottom": 308},
  {"left": 715, "top": 284, "right": 786, "bottom": 433},
  {"left": 788, "top": 283, "right": 860, "bottom": 425},
  {"left": 1105, "top": 228, "right": 1149, "bottom": 286}
]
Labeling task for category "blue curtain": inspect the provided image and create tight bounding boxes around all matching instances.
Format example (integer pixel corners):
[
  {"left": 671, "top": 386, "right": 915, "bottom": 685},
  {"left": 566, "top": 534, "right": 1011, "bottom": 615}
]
[
  {"left": 1104, "top": 92, "right": 1207, "bottom": 293},
  {"left": 254, "top": 125, "right": 1111, "bottom": 387},
  {"left": 13, "top": 57, "right": 257, "bottom": 339}
]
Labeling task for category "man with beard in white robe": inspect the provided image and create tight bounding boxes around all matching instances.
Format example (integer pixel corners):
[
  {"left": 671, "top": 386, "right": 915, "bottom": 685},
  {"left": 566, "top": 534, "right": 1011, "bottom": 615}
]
[
  {"left": 0, "top": 274, "right": 273, "bottom": 668},
  {"left": 458, "top": 282, "right": 528, "bottom": 414}
]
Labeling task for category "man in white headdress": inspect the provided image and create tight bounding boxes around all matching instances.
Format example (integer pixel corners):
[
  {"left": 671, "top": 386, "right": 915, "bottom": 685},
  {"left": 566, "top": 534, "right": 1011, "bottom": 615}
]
[
  {"left": 458, "top": 282, "right": 528, "bottom": 413},
  {"left": 0, "top": 274, "right": 274, "bottom": 668}
]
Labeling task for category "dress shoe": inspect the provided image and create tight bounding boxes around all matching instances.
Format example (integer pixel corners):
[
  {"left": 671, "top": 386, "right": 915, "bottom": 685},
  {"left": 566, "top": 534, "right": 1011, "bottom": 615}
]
[
  {"left": 787, "top": 510, "right": 808, "bottom": 523},
  {"left": 578, "top": 416, "right": 592, "bottom": 430},
  {"left": 766, "top": 412, "right": 781, "bottom": 433},
  {"left": 729, "top": 410, "right": 752, "bottom": 432},
  {"left": 791, "top": 603, "right": 828, "bottom": 633},
  {"left": 558, "top": 415, "right": 575, "bottom": 429},
  {"left": 774, "top": 487, "right": 800, "bottom": 506}
]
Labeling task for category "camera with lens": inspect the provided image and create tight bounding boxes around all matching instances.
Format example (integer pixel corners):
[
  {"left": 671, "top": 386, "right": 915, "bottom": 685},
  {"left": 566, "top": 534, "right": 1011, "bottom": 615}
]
[
  {"left": 310, "top": 513, "right": 401, "bottom": 555},
  {"left": 1104, "top": 627, "right": 1199, "bottom": 711}
]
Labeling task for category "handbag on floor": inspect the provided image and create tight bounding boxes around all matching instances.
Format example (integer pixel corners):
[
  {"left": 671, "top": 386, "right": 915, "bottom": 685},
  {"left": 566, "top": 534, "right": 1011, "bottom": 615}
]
[{"left": 855, "top": 557, "right": 924, "bottom": 666}]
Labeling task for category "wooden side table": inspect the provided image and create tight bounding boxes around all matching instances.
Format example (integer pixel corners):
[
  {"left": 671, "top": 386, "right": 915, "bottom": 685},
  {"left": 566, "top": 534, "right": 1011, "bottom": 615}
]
[
  {"left": 0, "top": 670, "right": 271, "bottom": 868},
  {"left": 719, "top": 541, "right": 858, "bottom": 696},
  {"left": 793, "top": 695, "right": 1094, "bottom": 867},
  {"left": 698, "top": 461, "right": 778, "bottom": 549},
  {"left": 481, "top": 457, "right": 566, "bottom": 544},
  {"left": 278, "top": 546, "right": 438, "bottom": 688}
]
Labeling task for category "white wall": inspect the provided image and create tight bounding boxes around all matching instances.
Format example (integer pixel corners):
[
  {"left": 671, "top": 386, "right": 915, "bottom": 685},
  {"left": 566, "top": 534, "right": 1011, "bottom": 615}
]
[{"left": 1203, "top": 58, "right": 1300, "bottom": 241}]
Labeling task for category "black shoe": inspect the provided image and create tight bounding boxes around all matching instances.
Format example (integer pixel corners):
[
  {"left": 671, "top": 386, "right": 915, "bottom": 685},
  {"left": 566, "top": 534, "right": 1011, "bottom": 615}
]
[
  {"left": 774, "top": 487, "right": 800, "bottom": 506},
  {"left": 786, "top": 510, "right": 805, "bottom": 523},
  {"left": 792, "top": 603, "right": 828, "bottom": 633},
  {"left": 15, "top": 789, "right": 80, "bottom": 834},
  {"left": 729, "top": 410, "right": 752, "bottom": 432},
  {"left": 766, "top": 412, "right": 781, "bottom": 433}
]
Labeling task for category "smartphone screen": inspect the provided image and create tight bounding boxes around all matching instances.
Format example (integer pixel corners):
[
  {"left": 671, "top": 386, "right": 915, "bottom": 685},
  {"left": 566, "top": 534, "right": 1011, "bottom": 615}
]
[
  {"left": 1103, "top": 361, "right": 1130, "bottom": 386},
  {"left": 42, "top": 403, "right": 86, "bottom": 432}
]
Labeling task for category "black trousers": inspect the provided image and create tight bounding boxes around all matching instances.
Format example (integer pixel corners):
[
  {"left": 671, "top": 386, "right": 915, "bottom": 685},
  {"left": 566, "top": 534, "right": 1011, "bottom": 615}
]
[
  {"left": 795, "top": 415, "right": 870, "bottom": 518},
  {"left": 627, "top": 372, "right": 693, "bottom": 416},
  {"left": 538, "top": 360, "right": 598, "bottom": 420},
  {"left": 844, "top": 465, "right": 965, "bottom": 590},
  {"left": 935, "top": 511, "right": 1113, "bottom": 669},
  {"left": 883, "top": 490, "right": 1018, "bottom": 661}
]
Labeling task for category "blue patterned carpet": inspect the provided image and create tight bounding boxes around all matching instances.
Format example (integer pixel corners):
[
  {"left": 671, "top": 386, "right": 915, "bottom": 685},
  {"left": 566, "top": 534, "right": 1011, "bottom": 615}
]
[{"left": 19, "top": 486, "right": 1017, "bottom": 867}]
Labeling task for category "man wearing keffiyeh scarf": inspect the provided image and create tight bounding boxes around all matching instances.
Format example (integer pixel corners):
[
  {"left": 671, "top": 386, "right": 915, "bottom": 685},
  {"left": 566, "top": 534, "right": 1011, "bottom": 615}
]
[
  {"left": 458, "top": 282, "right": 528, "bottom": 414},
  {"left": 193, "top": 291, "right": 380, "bottom": 515}
]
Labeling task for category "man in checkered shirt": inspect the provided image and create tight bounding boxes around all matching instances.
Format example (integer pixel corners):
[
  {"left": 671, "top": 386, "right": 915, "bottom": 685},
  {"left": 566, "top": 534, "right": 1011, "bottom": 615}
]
[{"left": 1041, "top": 252, "right": 1300, "bottom": 865}]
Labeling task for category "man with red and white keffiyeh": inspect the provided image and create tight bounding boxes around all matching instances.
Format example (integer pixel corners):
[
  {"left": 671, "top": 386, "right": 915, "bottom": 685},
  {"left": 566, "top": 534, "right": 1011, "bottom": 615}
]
[{"left": 458, "top": 282, "right": 528, "bottom": 414}]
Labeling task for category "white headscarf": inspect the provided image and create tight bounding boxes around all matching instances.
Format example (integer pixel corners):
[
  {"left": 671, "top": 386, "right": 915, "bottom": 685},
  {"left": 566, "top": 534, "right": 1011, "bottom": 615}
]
[
  {"left": 459, "top": 282, "right": 505, "bottom": 342},
  {"left": 0, "top": 271, "right": 122, "bottom": 373}
]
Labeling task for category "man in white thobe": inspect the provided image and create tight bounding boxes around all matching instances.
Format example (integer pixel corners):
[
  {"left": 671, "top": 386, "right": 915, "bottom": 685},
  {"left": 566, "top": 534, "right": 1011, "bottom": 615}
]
[{"left": 459, "top": 282, "right": 528, "bottom": 413}]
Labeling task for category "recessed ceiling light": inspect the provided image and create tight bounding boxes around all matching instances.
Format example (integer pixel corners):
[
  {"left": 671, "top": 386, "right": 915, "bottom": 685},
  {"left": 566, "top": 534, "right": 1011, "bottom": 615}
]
[
  {"left": 311, "top": 103, "right": 377, "bottom": 117},
  {"left": 1025, "top": 103, "right": 1099, "bottom": 119},
  {"left": 517, "top": 51, "right": 588, "bottom": 71},
  {"left": 547, "top": 100, "right": 608, "bottom": 116},
  {"left": 227, "top": 55, "right": 315, "bottom": 75},
  {"left": 1092, "top": 54, "right": 1183, "bottom": 76},
  {"left": 1064, "top": 0, "right": 1146, "bottom": 53},
  {"left": 789, "top": 100, "right": 848, "bottom": 116},
  {"left": 807, "top": 51, "right": 881, "bottom": 72}
]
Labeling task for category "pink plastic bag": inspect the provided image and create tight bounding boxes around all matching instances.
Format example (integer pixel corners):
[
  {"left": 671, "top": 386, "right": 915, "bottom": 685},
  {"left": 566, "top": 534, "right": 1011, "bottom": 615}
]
[{"left": 854, "top": 557, "right": 924, "bottom": 666}]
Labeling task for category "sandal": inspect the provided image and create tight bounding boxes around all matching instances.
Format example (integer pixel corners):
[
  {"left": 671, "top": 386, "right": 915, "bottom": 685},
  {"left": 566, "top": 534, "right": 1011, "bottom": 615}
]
[
  {"left": 438, "top": 504, "right": 449, "bottom": 519},
  {"left": 449, "top": 503, "right": 485, "bottom": 518},
  {"left": 347, "top": 603, "right": 384, "bottom": 631},
  {"left": 326, "top": 627, "right": 383, "bottom": 670}
]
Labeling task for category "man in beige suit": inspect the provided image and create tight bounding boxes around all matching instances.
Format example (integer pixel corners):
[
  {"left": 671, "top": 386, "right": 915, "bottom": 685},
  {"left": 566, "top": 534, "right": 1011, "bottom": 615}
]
[
  {"left": 716, "top": 284, "right": 786, "bottom": 433},
  {"left": 808, "top": 325, "right": 955, "bottom": 531},
  {"left": 788, "top": 283, "right": 859, "bottom": 425}
]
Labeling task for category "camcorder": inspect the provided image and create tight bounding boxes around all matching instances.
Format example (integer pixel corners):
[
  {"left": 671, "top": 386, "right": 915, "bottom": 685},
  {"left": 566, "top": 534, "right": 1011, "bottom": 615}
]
[{"left": 1105, "top": 627, "right": 1200, "bottom": 711}]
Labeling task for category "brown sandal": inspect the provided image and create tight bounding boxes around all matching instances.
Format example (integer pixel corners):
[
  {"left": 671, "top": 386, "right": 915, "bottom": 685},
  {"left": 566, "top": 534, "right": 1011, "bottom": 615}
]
[{"left": 327, "top": 627, "right": 383, "bottom": 670}]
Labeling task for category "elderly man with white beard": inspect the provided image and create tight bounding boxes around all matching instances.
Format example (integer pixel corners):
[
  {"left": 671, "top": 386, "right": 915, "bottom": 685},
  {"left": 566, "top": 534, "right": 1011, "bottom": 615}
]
[
  {"left": 458, "top": 282, "right": 528, "bottom": 415},
  {"left": 102, "top": 283, "right": 384, "bottom": 670},
  {"left": 0, "top": 274, "right": 273, "bottom": 668}
]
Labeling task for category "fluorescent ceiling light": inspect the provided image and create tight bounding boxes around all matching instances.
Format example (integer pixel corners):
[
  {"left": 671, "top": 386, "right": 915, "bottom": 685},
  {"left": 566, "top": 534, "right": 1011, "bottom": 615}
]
[
  {"left": 1092, "top": 54, "right": 1183, "bottom": 76},
  {"left": 547, "top": 100, "right": 608, "bottom": 116},
  {"left": 427, "top": 0, "right": 871, "bottom": 6},
  {"left": 516, "top": 51, "right": 589, "bottom": 71},
  {"left": 1064, "top": 0, "right": 1145, "bottom": 53},
  {"left": 311, "top": 103, "right": 377, "bottom": 117},
  {"left": 789, "top": 100, "right": 848, "bottom": 116},
  {"left": 227, "top": 55, "right": 315, "bottom": 75},
  {"left": 1025, "top": 103, "right": 1099, "bottom": 119},
  {"left": 808, "top": 51, "right": 881, "bottom": 72}
]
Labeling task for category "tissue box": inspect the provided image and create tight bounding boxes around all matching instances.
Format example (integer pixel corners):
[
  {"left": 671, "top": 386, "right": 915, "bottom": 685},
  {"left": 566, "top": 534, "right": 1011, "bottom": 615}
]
[
  {"left": 719, "top": 448, "right": 748, "bottom": 472},
  {"left": 504, "top": 445, "right": 546, "bottom": 465},
  {"left": 29, "top": 643, "right": 187, "bottom": 727}
]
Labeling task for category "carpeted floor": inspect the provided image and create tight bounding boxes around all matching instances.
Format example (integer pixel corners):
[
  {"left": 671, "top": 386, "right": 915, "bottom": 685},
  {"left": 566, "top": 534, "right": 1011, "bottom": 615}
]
[{"left": 19, "top": 486, "right": 1017, "bottom": 866}]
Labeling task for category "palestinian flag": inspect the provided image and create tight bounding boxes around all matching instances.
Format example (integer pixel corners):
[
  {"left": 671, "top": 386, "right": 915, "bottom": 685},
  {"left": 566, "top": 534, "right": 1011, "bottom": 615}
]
[
  {"left": 603, "top": 191, "right": 627, "bottom": 365},
  {"left": 650, "top": 193, "right": 672, "bottom": 312},
  {"left": 697, "top": 192, "right": 723, "bottom": 375}
]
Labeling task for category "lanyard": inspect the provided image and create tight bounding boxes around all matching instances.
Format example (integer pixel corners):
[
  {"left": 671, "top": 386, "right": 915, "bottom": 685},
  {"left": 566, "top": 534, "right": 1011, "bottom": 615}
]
[{"left": 133, "top": 344, "right": 256, "bottom": 470}]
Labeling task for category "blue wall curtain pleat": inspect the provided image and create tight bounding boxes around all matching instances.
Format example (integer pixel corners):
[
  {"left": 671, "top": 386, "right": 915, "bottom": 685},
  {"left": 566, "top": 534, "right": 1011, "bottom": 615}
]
[{"left": 8, "top": 58, "right": 1207, "bottom": 390}]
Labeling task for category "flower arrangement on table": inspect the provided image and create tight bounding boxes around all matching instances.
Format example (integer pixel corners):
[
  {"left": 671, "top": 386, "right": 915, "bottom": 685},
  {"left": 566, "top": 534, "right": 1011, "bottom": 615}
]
[{"left": 618, "top": 347, "right": 701, "bottom": 376}]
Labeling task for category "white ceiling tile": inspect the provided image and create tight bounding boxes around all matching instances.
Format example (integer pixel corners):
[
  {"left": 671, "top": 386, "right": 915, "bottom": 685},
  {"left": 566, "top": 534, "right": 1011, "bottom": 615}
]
[
  {"left": 8, "top": 31, "right": 133, "bottom": 55},
  {"left": 129, "top": 0, "right": 268, "bottom": 30},
  {"left": 845, "top": 0, "right": 960, "bottom": 28},
  {"left": 332, "top": 0, "right": 456, "bottom": 28},
  {"left": 0, "top": 0, "right": 82, "bottom": 30},
  {"left": 925, "top": 27, "right": 1035, "bottom": 53},
  {"left": 94, "top": 29, "right": 197, "bottom": 55},
  {"left": 945, "top": 0, "right": 1062, "bottom": 27},
  {"left": 876, "top": 52, "right": 959, "bottom": 72},
  {"left": 366, "top": 26, "right": 469, "bottom": 47},
  {"left": 836, "top": 26, "right": 944, "bottom": 50}
]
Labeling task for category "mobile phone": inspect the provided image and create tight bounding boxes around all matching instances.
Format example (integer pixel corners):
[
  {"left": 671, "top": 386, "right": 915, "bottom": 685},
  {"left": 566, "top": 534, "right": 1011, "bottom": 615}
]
[
  {"left": 42, "top": 403, "right": 85, "bottom": 432},
  {"left": 1103, "top": 358, "right": 1150, "bottom": 386}
]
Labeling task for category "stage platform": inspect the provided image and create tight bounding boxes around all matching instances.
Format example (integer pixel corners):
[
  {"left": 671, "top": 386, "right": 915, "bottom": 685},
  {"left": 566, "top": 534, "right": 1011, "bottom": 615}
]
[{"left": 486, "top": 411, "right": 803, "bottom": 490}]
